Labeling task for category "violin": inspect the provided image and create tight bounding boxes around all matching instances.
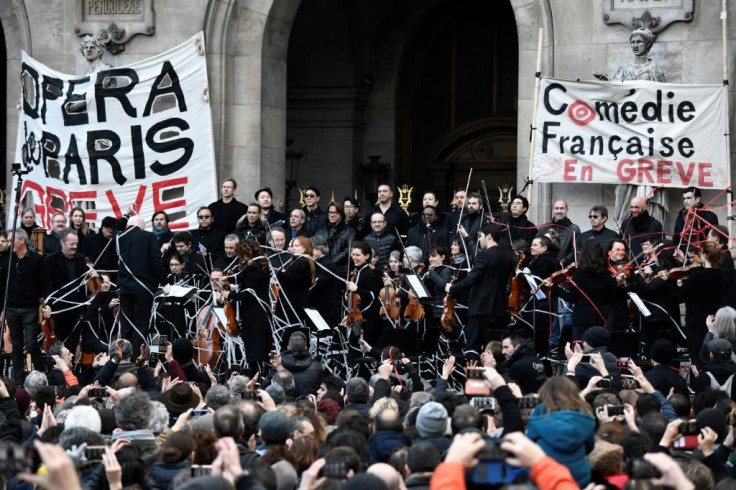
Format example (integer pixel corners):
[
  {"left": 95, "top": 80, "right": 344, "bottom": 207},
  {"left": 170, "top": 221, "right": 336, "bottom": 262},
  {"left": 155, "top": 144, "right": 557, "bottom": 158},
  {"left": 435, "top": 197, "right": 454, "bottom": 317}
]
[
  {"left": 84, "top": 257, "right": 102, "bottom": 295},
  {"left": 543, "top": 262, "right": 578, "bottom": 288},
  {"left": 342, "top": 270, "right": 364, "bottom": 329},
  {"left": 440, "top": 276, "right": 456, "bottom": 332},
  {"left": 379, "top": 268, "right": 400, "bottom": 321},
  {"left": 38, "top": 299, "right": 57, "bottom": 351},
  {"left": 508, "top": 252, "right": 526, "bottom": 317},
  {"left": 404, "top": 265, "right": 425, "bottom": 323},
  {"left": 222, "top": 270, "right": 239, "bottom": 337},
  {"left": 667, "top": 256, "right": 702, "bottom": 280}
]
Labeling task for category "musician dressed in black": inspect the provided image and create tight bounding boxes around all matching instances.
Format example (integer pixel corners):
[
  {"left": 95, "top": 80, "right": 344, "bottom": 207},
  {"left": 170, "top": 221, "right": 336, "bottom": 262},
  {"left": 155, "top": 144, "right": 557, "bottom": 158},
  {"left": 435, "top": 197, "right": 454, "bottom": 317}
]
[
  {"left": 275, "top": 236, "right": 315, "bottom": 326},
  {"left": 344, "top": 241, "right": 382, "bottom": 346},
  {"left": 423, "top": 246, "right": 454, "bottom": 330},
  {"left": 1, "top": 229, "right": 52, "bottom": 384},
  {"left": 45, "top": 228, "right": 93, "bottom": 353}
]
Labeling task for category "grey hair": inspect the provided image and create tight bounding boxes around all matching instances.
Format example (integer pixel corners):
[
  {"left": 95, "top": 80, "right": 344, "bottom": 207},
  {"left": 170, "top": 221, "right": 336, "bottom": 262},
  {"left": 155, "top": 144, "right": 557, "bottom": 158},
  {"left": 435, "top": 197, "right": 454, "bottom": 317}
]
[
  {"left": 11, "top": 228, "right": 29, "bottom": 245},
  {"left": 409, "top": 391, "right": 434, "bottom": 410},
  {"left": 114, "top": 390, "right": 152, "bottom": 431},
  {"left": 148, "top": 401, "right": 170, "bottom": 435},
  {"left": 310, "top": 235, "right": 329, "bottom": 255},
  {"left": 224, "top": 234, "right": 240, "bottom": 244},
  {"left": 714, "top": 306, "right": 736, "bottom": 344},
  {"left": 205, "top": 384, "right": 232, "bottom": 411},
  {"left": 405, "top": 246, "right": 423, "bottom": 266},
  {"left": 24, "top": 371, "right": 48, "bottom": 399},
  {"left": 290, "top": 209, "right": 306, "bottom": 220},
  {"left": 64, "top": 405, "right": 102, "bottom": 433},
  {"left": 228, "top": 375, "right": 250, "bottom": 398}
]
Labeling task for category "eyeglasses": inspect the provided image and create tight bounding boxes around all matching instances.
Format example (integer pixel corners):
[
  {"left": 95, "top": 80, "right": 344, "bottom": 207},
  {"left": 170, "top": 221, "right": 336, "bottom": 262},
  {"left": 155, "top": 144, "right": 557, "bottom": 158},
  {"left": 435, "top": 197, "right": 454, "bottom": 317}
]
[
  {"left": 588, "top": 215, "right": 601, "bottom": 219},
  {"left": 304, "top": 193, "right": 317, "bottom": 198},
  {"left": 198, "top": 215, "right": 212, "bottom": 219},
  {"left": 344, "top": 205, "right": 356, "bottom": 209}
]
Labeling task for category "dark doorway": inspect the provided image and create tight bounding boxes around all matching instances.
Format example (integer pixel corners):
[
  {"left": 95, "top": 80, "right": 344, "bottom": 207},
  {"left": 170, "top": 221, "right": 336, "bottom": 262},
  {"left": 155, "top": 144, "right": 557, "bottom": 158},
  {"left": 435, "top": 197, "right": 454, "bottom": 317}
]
[{"left": 399, "top": 0, "right": 518, "bottom": 210}]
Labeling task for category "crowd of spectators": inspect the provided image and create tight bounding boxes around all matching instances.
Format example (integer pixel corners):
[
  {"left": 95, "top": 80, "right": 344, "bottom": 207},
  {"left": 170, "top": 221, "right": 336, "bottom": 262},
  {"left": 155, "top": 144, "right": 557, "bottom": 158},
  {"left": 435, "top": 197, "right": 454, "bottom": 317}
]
[{"left": 1, "top": 325, "right": 735, "bottom": 490}]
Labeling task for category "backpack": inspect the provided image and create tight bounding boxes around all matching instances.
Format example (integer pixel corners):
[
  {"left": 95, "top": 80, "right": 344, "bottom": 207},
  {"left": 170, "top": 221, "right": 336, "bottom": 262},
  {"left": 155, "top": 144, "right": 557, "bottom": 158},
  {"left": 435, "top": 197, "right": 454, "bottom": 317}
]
[{"left": 705, "top": 371, "right": 735, "bottom": 394}]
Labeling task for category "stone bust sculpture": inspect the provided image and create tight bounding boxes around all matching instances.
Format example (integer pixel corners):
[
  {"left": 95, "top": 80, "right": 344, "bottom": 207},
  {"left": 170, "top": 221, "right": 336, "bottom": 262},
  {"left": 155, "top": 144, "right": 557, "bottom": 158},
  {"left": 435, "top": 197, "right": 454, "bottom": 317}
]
[
  {"left": 80, "top": 34, "right": 113, "bottom": 75},
  {"left": 595, "top": 27, "right": 665, "bottom": 82}
]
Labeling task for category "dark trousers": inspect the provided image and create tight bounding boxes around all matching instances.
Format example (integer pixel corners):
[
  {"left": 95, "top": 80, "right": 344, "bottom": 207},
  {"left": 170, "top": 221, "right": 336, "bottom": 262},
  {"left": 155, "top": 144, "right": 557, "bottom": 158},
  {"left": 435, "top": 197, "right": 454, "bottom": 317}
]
[
  {"left": 54, "top": 312, "right": 84, "bottom": 354},
  {"left": 7, "top": 306, "right": 42, "bottom": 383},
  {"left": 464, "top": 315, "right": 507, "bottom": 356},
  {"left": 120, "top": 292, "right": 154, "bottom": 357}
]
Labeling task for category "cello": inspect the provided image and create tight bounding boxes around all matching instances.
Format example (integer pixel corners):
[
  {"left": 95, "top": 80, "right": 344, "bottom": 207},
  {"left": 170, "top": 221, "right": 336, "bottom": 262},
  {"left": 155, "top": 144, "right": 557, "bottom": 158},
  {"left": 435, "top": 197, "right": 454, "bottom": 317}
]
[
  {"left": 222, "top": 271, "right": 239, "bottom": 337},
  {"left": 192, "top": 276, "right": 224, "bottom": 370},
  {"left": 508, "top": 252, "right": 526, "bottom": 317}
]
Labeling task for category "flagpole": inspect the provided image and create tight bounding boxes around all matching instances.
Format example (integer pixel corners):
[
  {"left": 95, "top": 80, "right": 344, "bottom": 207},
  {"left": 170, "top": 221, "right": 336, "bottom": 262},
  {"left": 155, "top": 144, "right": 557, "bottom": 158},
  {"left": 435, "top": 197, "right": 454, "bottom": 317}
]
[
  {"left": 722, "top": 0, "right": 733, "bottom": 238},
  {"left": 527, "top": 28, "right": 544, "bottom": 217}
]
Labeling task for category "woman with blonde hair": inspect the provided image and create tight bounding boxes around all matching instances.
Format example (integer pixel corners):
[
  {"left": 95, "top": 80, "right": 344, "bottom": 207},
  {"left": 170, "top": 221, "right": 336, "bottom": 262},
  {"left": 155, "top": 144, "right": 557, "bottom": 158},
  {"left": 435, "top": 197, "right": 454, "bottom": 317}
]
[{"left": 526, "top": 375, "right": 595, "bottom": 487}]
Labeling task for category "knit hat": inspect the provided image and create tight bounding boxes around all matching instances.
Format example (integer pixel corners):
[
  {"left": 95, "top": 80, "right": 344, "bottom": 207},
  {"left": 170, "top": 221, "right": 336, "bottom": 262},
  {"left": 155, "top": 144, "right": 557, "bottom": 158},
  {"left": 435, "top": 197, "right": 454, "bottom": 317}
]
[
  {"left": 265, "top": 383, "right": 285, "bottom": 405},
  {"left": 649, "top": 339, "right": 674, "bottom": 364},
  {"left": 317, "top": 399, "right": 342, "bottom": 424},
  {"left": 583, "top": 327, "right": 610, "bottom": 348},
  {"left": 415, "top": 401, "right": 448, "bottom": 438},
  {"left": 259, "top": 410, "right": 289, "bottom": 445},
  {"left": 107, "top": 341, "right": 133, "bottom": 360},
  {"left": 161, "top": 383, "right": 200, "bottom": 414},
  {"left": 14, "top": 388, "right": 30, "bottom": 415},
  {"left": 708, "top": 338, "right": 733, "bottom": 358},
  {"left": 172, "top": 338, "right": 194, "bottom": 364},
  {"left": 255, "top": 187, "right": 273, "bottom": 200},
  {"left": 697, "top": 408, "right": 728, "bottom": 443}
]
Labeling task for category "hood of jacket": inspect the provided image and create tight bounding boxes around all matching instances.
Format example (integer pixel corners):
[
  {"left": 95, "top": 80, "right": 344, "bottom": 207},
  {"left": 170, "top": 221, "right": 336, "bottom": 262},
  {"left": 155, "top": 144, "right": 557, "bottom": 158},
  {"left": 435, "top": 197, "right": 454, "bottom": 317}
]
[
  {"left": 281, "top": 350, "right": 315, "bottom": 372},
  {"left": 369, "top": 431, "right": 412, "bottom": 462},
  {"left": 527, "top": 407, "right": 595, "bottom": 452}
]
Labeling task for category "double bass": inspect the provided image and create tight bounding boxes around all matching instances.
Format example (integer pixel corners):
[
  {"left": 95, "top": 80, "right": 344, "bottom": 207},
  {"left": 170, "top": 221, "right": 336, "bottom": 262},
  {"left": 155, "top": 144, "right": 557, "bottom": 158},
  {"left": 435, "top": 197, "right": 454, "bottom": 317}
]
[
  {"left": 508, "top": 252, "right": 526, "bottom": 317},
  {"left": 192, "top": 278, "right": 224, "bottom": 369}
]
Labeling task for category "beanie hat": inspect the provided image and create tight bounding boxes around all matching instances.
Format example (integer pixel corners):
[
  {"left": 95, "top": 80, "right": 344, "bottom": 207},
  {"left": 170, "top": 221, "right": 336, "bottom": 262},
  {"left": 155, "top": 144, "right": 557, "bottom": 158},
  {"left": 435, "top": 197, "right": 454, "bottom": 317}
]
[
  {"left": 415, "top": 401, "right": 448, "bottom": 438},
  {"left": 172, "top": 338, "right": 194, "bottom": 364},
  {"left": 317, "top": 399, "right": 342, "bottom": 424},
  {"left": 265, "top": 383, "right": 285, "bottom": 405},
  {"left": 649, "top": 338, "right": 674, "bottom": 364},
  {"left": 14, "top": 388, "right": 30, "bottom": 415},
  {"left": 259, "top": 410, "right": 289, "bottom": 445},
  {"left": 272, "top": 460, "right": 298, "bottom": 490},
  {"left": 583, "top": 327, "right": 610, "bottom": 348},
  {"left": 697, "top": 408, "right": 728, "bottom": 443}
]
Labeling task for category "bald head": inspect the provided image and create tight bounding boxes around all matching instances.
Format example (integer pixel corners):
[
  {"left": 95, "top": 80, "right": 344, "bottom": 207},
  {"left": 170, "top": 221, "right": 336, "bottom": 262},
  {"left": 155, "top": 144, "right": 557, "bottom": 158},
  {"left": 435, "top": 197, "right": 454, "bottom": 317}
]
[
  {"left": 629, "top": 197, "right": 646, "bottom": 217},
  {"left": 367, "top": 463, "right": 402, "bottom": 490},
  {"left": 117, "top": 372, "right": 139, "bottom": 389},
  {"left": 132, "top": 216, "right": 145, "bottom": 229}
]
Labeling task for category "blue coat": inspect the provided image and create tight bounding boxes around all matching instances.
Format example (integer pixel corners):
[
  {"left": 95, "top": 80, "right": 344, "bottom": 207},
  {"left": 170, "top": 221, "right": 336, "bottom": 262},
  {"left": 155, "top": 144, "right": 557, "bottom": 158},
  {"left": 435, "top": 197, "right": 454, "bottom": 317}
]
[{"left": 526, "top": 405, "right": 595, "bottom": 487}]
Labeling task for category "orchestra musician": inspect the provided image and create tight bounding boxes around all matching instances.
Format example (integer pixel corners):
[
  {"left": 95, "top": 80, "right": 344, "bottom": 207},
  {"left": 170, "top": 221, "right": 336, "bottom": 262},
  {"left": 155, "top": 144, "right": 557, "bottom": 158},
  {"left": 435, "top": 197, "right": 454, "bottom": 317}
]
[
  {"left": 275, "top": 236, "right": 315, "bottom": 326},
  {"left": 345, "top": 241, "right": 382, "bottom": 345}
]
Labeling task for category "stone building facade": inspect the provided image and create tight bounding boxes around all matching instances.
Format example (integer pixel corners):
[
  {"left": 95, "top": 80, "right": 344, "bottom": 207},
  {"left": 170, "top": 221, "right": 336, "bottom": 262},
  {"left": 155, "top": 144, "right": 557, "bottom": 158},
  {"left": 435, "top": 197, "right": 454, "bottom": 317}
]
[{"left": 0, "top": 0, "right": 732, "bottom": 231}]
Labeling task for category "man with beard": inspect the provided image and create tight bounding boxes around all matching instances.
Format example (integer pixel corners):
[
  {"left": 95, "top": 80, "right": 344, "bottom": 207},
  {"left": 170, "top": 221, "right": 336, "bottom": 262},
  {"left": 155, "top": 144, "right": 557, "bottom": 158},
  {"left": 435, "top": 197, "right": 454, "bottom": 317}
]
[
  {"left": 209, "top": 178, "right": 248, "bottom": 235},
  {"left": 45, "top": 229, "right": 92, "bottom": 353},
  {"left": 535, "top": 200, "right": 581, "bottom": 265},
  {"left": 673, "top": 186, "right": 719, "bottom": 250},
  {"left": 620, "top": 196, "right": 663, "bottom": 258},
  {"left": 501, "top": 334, "right": 546, "bottom": 394},
  {"left": 152, "top": 211, "right": 174, "bottom": 262},
  {"left": 444, "top": 188, "right": 467, "bottom": 247},
  {"left": 43, "top": 213, "right": 67, "bottom": 255},
  {"left": 497, "top": 195, "right": 537, "bottom": 245},
  {"left": 256, "top": 187, "right": 286, "bottom": 226},
  {"left": 0, "top": 231, "right": 9, "bottom": 263},
  {"left": 363, "top": 213, "right": 398, "bottom": 270},
  {"left": 191, "top": 207, "right": 226, "bottom": 261},
  {"left": 456, "top": 193, "right": 485, "bottom": 258},
  {"left": 366, "top": 184, "right": 410, "bottom": 237}
]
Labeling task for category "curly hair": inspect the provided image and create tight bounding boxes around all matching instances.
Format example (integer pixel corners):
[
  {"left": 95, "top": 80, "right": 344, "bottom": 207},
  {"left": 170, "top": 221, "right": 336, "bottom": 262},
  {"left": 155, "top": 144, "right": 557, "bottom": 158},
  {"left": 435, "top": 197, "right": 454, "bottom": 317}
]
[
  {"left": 237, "top": 239, "right": 268, "bottom": 271},
  {"left": 113, "top": 390, "right": 152, "bottom": 431}
]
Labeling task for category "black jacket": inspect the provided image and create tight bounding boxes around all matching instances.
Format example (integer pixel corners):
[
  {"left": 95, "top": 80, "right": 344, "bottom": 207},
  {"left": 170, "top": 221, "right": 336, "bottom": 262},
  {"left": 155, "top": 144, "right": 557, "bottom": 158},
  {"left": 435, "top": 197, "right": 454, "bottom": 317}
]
[
  {"left": 281, "top": 350, "right": 322, "bottom": 396},
  {"left": 450, "top": 245, "right": 513, "bottom": 318},
  {"left": 116, "top": 226, "right": 166, "bottom": 295},
  {"left": 0, "top": 250, "right": 51, "bottom": 308},
  {"left": 620, "top": 210, "right": 663, "bottom": 257},
  {"left": 303, "top": 206, "right": 328, "bottom": 237},
  {"left": 536, "top": 218, "right": 581, "bottom": 265},
  {"left": 209, "top": 198, "right": 248, "bottom": 235},
  {"left": 190, "top": 227, "right": 226, "bottom": 261},
  {"left": 309, "top": 256, "right": 341, "bottom": 326},
  {"left": 673, "top": 203, "right": 719, "bottom": 249},
  {"left": 497, "top": 212, "right": 537, "bottom": 245},
  {"left": 322, "top": 221, "right": 354, "bottom": 275},
  {"left": 576, "top": 227, "right": 619, "bottom": 253},
  {"left": 366, "top": 204, "right": 410, "bottom": 236},
  {"left": 363, "top": 231, "right": 398, "bottom": 270},
  {"left": 645, "top": 364, "right": 689, "bottom": 396},
  {"left": 553, "top": 269, "right": 616, "bottom": 327},
  {"left": 45, "top": 252, "right": 89, "bottom": 314},
  {"left": 506, "top": 341, "right": 546, "bottom": 394},
  {"left": 407, "top": 223, "right": 448, "bottom": 262},
  {"left": 691, "top": 359, "right": 736, "bottom": 400}
]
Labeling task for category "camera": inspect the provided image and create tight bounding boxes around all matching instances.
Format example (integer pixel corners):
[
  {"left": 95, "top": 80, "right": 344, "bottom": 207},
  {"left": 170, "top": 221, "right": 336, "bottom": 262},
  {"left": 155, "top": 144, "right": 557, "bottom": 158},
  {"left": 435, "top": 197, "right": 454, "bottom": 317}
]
[
  {"left": 84, "top": 446, "right": 107, "bottom": 464},
  {"left": 319, "top": 461, "right": 348, "bottom": 479},
  {"left": 89, "top": 387, "right": 109, "bottom": 398},
  {"left": 191, "top": 465, "right": 213, "bottom": 477},
  {"left": 190, "top": 409, "right": 209, "bottom": 420},
  {"left": 678, "top": 420, "right": 698, "bottom": 435},
  {"left": 517, "top": 396, "right": 539, "bottom": 409},
  {"left": 596, "top": 404, "right": 625, "bottom": 417},
  {"left": 596, "top": 379, "right": 611, "bottom": 389},
  {"left": 465, "top": 368, "right": 490, "bottom": 396},
  {"left": 149, "top": 335, "right": 168, "bottom": 368},
  {"left": 621, "top": 377, "right": 640, "bottom": 390},
  {"left": 470, "top": 397, "right": 497, "bottom": 411},
  {"left": 615, "top": 357, "right": 632, "bottom": 368},
  {"left": 42, "top": 355, "right": 56, "bottom": 367},
  {"left": 629, "top": 459, "right": 661, "bottom": 479},
  {"left": 469, "top": 437, "right": 527, "bottom": 486},
  {"left": 242, "top": 391, "right": 260, "bottom": 401},
  {"left": 580, "top": 354, "right": 591, "bottom": 363}
]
